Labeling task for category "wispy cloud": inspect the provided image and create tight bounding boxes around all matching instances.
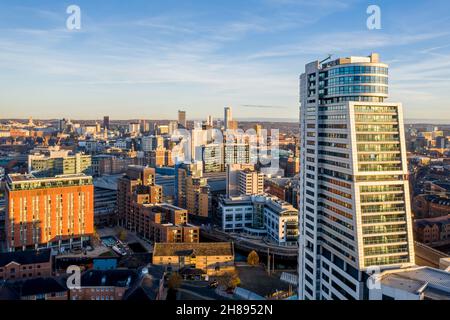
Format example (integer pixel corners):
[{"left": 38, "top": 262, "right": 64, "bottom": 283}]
[
  {"left": 247, "top": 31, "right": 450, "bottom": 59},
  {"left": 241, "top": 104, "right": 288, "bottom": 109},
  {"left": 0, "top": 1, "right": 449, "bottom": 120}
]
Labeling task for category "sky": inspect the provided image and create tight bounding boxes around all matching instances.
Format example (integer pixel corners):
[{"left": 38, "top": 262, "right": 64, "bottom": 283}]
[{"left": 0, "top": 0, "right": 450, "bottom": 121}]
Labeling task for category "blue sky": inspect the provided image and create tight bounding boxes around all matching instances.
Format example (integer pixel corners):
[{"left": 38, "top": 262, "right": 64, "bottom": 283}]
[{"left": 1, "top": 0, "right": 450, "bottom": 121}]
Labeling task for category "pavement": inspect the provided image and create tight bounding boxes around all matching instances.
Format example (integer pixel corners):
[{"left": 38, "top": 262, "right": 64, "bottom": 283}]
[
  {"left": 177, "top": 281, "right": 233, "bottom": 300},
  {"left": 236, "top": 264, "right": 290, "bottom": 298}
]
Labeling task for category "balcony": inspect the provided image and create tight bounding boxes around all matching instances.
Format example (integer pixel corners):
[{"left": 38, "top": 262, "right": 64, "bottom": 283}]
[
  {"left": 362, "top": 216, "right": 406, "bottom": 224},
  {"left": 363, "top": 239, "right": 408, "bottom": 247},
  {"left": 362, "top": 226, "right": 407, "bottom": 236},
  {"left": 364, "top": 246, "right": 409, "bottom": 256}
]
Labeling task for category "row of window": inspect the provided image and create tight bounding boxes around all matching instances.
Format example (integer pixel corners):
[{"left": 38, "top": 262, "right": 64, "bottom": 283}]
[
  {"left": 327, "top": 85, "right": 388, "bottom": 96},
  {"left": 327, "top": 66, "right": 388, "bottom": 76},
  {"left": 326, "top": 75, "right": 388, "bottom": 86},
  {"left": 354, "top": 105, "right": 398, "bottom": 113},
  {"left": 355, "top": 114, "right": 398, "bottom": 122}
]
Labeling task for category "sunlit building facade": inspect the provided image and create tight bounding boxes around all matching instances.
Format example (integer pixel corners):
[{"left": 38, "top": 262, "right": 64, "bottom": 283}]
[
  {"left": 5, "top": 174, "right": 94, "bottom": 251},
  {"left": 298, "top": 54, "right": 415, "bottom": 300}
]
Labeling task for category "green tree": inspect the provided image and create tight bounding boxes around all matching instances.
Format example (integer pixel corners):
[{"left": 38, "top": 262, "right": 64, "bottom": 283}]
[{"left": 247, "top": 250, "right": 259, "bottom": 266}]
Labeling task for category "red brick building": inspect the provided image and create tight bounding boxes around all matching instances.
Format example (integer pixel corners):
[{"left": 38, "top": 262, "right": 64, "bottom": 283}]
[
  {"left": 0, "top": 248, "right": 52, "bottom": 281},
  {"left": 5, "top": 173, "right": 94, "bottom": 251},
  {"left": 117, "top": 166, "right": 198, "bottom": 243}
]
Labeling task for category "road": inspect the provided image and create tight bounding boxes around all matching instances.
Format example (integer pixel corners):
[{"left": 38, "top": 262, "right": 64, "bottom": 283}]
[
  {"left": 178, "top": 281, "right": 233, "bottom": 300},
  {"left": 200, "top": 227, "right": 298, "bottom": 260}
]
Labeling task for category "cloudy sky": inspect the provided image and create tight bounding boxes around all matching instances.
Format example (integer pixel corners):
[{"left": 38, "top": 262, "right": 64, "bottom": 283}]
[{"left": 0, "top": 0, "right": 450, "bottom": 121}]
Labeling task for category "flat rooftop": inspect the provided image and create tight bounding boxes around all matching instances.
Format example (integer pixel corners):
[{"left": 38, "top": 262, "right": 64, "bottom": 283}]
[
  {"left": 153, "top": 242, "right": 234, "bottom": 257},
  {"left": 8, "top": 173, "right": 91, "bottom": 183},
  {"left": 380, "top": 266, "right": 450, "bottom": 300}
]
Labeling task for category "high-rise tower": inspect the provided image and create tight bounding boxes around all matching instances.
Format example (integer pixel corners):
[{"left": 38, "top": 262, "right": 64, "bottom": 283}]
[
  {"left": 178, "top": 110, "right": 187, "bottom": 128},
  {"left": 224, "top": 107, "right": 232, "bottom": 130},
  {"left": 298, "top": 53, "right": 415, "bottom": 300}
]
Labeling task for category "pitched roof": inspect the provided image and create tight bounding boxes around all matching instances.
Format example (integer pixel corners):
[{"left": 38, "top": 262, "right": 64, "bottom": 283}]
[
  {"left": 153, "top": 242, "right": 234, "bottom": 257},
  {"left": 0, "top": 249, "right": 51, "bottom": 267},
  {"left": 124, "top": 265, "right": 165, "bottom": 301},
  {"left": 80, "top": 269, "right": 138, "bottom": 287},
  {"left": 21, "top": 277, "right": 67, "bottom": 296}
]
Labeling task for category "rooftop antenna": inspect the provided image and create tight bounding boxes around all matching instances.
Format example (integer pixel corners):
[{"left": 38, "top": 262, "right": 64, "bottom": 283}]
[{"left": 320, "top": 54, "right": 333, "bottom": 64}]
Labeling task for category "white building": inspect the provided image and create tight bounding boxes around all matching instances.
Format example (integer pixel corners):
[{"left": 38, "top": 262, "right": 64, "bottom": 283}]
[
  {"left": 219, "top": 194, "right": 298, "bottom": 246},
  {"left": 369, "top": 266, "right": 450, "bottom": 300},
  {"left": 298, "top": 53, "right": 415, "bottom": 300},
  {"left": 226, "top": 164, "right": 264, "bottom": 197}
]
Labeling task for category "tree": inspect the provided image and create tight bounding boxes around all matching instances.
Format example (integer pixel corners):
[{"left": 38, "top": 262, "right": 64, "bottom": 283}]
[
  {"left": 228, "top": 272, "right": 240, "bottom": 288},
  {"left": 218, "top": 271, "right": 241, "bottom": 289},
  {"left": 92, "top": 228, "right": 101, "bottom": 245},
  {"left": 118, "top": 230, "right": 128, "bottom": 242},
  {"left": 167, "top": 273, "right": 182, "bottom": 290},
  {"left": 247, "top": 250, "right": 259, "bottom": 266}
]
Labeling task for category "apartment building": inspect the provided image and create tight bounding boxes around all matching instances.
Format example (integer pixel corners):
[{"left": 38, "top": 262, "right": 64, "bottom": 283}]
[
  {"left": 117, "top": 165, "right": 198, "bottom": 242},
  {"left": 176, "top": 162, "right": 210, "bottom": 218},
  {"left": 148, "top": 147, "right": 173, "bottom": 168},
  {"left": 298, "top": 53, "right": 415, "bottom": 300},
  {"left": 131, "top": 203, "right": 199, "bottom": 243},
  {"left": 28, "top": 147, "right": 91, "bottom": 177},
  {"left": 5, "top": 173, "right": 94, "bottom": 251},
  {"left": 117, "top": 165, "right": 163, "bottom": 230},
  {"left": 218, "top": 194, "right": 298, "bottom": 246},
  {"left": 226, "top": 164, "right": 263, "bottom": 197}
]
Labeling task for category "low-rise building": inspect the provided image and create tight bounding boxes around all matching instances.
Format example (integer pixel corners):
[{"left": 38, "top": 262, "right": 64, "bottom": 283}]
[
  {"left": 153, "top": 242, "right": 235, "bottom": 276},
  {"left": 414, "top": 216, "right": 450, "bottom": 245},
  {"left": 20, "top": 277, "right": 68, "bottom": 300},
  {"left": 413, "top": 194, "right": 450, "bottom": 218},
  {"left": 0, "top": 249, "right": 52, "bottom": 281},
  {"left": 369, "top": 266, "right": 450, "bottom": 300},
  {"left": 425, "top": 181, "right": 450, "bottom": 198},
  {"left": 70, "top": 269, "right": 138, "bottom": 300}
]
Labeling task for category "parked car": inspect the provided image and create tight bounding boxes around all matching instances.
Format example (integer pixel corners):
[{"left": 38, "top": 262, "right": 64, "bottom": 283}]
[{"left": 112, "top": 245, "right": 127, "bottom": 256}]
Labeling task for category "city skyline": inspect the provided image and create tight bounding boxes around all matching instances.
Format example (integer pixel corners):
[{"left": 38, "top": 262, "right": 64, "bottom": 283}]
[{"left": 1, "top": 1, "right": 450, "bottom": 121}]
